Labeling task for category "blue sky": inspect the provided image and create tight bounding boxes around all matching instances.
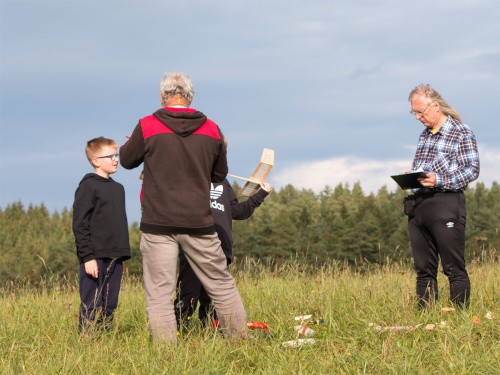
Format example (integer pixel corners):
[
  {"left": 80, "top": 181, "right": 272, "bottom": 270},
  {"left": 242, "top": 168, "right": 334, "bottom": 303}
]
[{"left": 1, "top": 0, "right": 499, "bottom": 224}]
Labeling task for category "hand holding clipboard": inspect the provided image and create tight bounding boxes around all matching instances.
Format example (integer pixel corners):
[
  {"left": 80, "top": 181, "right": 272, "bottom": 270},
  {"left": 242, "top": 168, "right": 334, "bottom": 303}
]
[{"left": 391, "top": 170, "right": 427, "bottom": 190}]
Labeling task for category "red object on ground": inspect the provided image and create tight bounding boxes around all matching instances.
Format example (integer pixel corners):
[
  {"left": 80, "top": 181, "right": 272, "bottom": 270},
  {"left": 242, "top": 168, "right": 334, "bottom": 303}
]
[
  {"left": 211, "top": 320, "right": 270, "bottom": 334},
  {"left": 247, "top": 321, "right": 270, "bottom": 333}
]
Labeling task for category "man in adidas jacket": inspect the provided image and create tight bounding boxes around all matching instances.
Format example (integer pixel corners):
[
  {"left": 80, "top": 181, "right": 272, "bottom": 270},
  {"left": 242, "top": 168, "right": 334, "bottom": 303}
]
[{"left": 120, "top": 72, "right": 248, "bottom": 341}]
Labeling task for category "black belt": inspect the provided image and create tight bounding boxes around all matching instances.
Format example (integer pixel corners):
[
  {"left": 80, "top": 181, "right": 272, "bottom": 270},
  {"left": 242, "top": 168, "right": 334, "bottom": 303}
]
[{"left": 413, "top": 189, "right": 463, "bottom": 197}]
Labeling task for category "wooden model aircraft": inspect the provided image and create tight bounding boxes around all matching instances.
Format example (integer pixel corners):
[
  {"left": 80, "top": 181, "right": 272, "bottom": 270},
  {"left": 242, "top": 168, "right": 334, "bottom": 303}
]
[{"left": 228, "top": 148, "right": 275, "bottom": 196}]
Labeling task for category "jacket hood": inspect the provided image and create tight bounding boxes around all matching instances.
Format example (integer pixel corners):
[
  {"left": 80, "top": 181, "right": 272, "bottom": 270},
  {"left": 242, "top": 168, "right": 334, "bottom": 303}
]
[
  {"left": 153, "top": 108, "right": 207, "bottom": 137},
  {"left": 79, "top": 173, "right": 112, "bottom": 185}
]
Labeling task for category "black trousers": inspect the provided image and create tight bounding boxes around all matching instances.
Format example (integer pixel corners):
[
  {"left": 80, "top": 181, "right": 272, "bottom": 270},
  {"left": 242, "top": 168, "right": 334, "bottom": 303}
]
[
  {"left": 408, "top": 191, "right": 470, "bottom": 308},
  {"left": 174, "top": 252, "right": 221, "bottom": 329},
  {"left": 79, "top": 258, "right": 123, "bottom": 331}
]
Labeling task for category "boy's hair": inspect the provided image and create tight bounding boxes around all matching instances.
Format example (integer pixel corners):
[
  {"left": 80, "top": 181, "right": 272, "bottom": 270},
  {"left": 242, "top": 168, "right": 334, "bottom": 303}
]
[{"left": 85, "top": 137, "right": 117, "bottom": 164}]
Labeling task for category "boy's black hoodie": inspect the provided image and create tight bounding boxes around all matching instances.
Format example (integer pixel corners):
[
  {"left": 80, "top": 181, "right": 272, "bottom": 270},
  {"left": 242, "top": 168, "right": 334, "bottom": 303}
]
[{"left": 72, "top": 173, "right": 131, "bottom": 263}]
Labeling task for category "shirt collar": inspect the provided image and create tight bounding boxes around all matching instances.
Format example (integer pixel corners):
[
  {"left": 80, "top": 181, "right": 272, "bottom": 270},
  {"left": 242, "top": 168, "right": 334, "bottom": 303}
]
[{"left": 426, "top": 116, "right": 451, "bottom": 136}]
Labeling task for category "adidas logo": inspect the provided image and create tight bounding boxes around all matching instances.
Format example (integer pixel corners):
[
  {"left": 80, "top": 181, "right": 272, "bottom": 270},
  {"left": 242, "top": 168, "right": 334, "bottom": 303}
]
[
  {"left": 211, "top": 200, "right": 225, "bottom": 211},
  {"left": 446, "top": 222, "right": 454, "bottom": 228},
  {"left": 210, "top": 183, "right": 223, "bottom": 200},
  {"left": 210, "top": 183, "right": 225, "bottom": 212}
]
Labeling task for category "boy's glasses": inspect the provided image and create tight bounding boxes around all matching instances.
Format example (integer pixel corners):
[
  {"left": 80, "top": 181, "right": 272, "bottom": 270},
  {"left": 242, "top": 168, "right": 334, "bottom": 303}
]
[{"left": 96, "top": 153, "right": 119, "bottom": 161}]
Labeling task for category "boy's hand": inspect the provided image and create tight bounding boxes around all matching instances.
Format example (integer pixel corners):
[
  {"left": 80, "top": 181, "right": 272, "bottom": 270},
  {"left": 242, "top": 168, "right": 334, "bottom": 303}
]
[
  {"left": 261, "top": 182, "right": 272, "bottom": 193},
  {"left": 84, "top": 259, "right": 98, "bottom": 278}
]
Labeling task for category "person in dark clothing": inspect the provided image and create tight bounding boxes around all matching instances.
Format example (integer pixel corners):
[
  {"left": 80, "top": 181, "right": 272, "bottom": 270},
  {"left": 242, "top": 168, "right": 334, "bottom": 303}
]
[
  {"left": 404, "top": 84, "right": 479, "bottom": 309},
  {"left": 175, "top": 179, "right": 272, "bottom": 329},
  {"left": 72, "top": 137, "right": 131, "bottom": 332}
]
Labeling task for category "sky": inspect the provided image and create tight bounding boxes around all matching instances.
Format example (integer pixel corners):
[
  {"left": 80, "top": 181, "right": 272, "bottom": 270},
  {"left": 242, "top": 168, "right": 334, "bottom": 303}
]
[{"left": 1, "top": 0, "right": 499, "bottom": 224}]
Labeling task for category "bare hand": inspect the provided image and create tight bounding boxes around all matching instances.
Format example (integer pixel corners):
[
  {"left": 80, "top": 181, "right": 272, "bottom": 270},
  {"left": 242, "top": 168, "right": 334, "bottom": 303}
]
[
  {"left": 260, "top": 182, "right": 273, "bottom": 193},
  {"left": 417, "top": 172, "right": 437, "bottom": 188},
  {"left": 84, "top": 259, "right": 98, "bottom": 278}
]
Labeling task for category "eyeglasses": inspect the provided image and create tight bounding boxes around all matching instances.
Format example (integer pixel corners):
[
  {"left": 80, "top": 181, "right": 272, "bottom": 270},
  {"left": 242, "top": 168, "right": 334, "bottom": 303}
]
[
  {"left": 95, "top": 153, "right": 119, "bottom": 161},
  {"left": 410, "top": 101, "right": 434, "bottom": 117}
]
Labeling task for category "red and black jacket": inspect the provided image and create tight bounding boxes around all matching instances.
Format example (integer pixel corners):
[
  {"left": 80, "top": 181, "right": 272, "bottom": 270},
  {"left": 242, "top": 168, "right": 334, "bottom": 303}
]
[{"left": 120, "top": 107, "right": 227, "bottom": 235}]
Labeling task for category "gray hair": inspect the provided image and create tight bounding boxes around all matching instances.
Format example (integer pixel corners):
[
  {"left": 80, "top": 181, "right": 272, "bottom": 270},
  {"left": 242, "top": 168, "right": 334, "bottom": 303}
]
[
  {"left": 160, "top": 72, "right": 194, "bottom": 105},
  {"left": 408, "top": 84, "right": 461, "bottom": 122}
]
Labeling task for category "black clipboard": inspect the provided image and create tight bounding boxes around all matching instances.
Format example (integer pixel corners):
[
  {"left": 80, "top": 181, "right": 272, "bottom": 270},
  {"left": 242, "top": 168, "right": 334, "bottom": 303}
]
[{"left": 391, "top": 171, "right": 427, "bottom": 189}]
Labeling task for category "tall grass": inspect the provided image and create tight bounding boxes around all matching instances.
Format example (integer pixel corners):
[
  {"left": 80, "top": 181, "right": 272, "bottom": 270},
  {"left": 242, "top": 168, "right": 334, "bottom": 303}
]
[{"left": 1, "top": 259, "right": 499, "bottom": 374}]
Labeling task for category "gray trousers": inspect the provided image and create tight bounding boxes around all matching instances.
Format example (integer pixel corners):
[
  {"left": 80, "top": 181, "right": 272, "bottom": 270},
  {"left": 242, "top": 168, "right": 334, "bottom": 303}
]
[{"left": 140, "top": 232, "right": 247, "bottom": 341}]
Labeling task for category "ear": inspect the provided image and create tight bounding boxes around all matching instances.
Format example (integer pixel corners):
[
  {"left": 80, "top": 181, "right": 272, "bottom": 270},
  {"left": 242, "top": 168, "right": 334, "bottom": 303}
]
[{"left": 90, "top": 157, "right": 100, "bottom": 168}]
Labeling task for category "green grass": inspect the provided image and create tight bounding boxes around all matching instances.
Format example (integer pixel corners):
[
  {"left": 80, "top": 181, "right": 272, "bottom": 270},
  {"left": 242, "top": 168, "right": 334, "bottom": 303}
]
[{"left": 1, "top": 259, "right": 499, "bottom": 374}]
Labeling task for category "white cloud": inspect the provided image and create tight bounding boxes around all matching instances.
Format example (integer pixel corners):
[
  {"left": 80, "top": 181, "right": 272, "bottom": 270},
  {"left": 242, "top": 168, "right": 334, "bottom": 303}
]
[
  {"left": 270, "top": 144, "right": 499, "bottom": 194},
  {"left": 470, "top": 144, "right": 500, "bottom": 189}
]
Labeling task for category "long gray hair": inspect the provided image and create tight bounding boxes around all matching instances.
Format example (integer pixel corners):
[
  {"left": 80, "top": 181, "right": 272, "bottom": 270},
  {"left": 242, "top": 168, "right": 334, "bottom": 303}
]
[{"left": 408, "top": 84, "right": 461, "bottom": 122}]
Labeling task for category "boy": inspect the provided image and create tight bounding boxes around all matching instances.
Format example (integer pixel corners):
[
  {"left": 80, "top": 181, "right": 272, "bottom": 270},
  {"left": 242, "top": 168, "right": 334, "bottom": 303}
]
[
  {"left": 175, "top": 179, "right": 272, "bottom": 329},
  {"left": 72, "top": 137, "right": 131, "bottom": 332}
]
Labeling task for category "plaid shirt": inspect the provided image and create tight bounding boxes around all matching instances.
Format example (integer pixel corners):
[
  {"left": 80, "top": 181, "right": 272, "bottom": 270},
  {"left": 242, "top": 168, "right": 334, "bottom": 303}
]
[{"left": 411, "top": 116, "right": 480, "bottom": 193}]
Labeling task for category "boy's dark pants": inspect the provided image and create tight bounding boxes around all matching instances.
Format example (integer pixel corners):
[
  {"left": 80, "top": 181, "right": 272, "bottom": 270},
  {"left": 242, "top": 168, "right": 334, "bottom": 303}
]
[
  {"left": 79, "top": 258, "right": 123, "bottom": 331},
  {"left": 174, "top": 252, "right": 219, "bottom": 329},
  {"left": 407, "top": 192, "right": 470, "bottom": 309}
]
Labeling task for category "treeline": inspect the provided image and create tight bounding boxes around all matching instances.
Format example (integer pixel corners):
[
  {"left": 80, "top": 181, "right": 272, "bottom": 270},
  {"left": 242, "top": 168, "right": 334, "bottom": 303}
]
[
  {"left": 1, "top": 182, "right": 499, "bottom": 284},
  {"left": 231, "top": 182, "right": 499, "bottom": 265}
]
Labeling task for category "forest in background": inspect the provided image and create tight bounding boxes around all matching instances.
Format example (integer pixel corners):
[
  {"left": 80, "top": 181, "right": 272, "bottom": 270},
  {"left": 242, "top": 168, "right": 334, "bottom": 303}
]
[{"left": 0, "top": 182, "right": 498, "bottom": 284}]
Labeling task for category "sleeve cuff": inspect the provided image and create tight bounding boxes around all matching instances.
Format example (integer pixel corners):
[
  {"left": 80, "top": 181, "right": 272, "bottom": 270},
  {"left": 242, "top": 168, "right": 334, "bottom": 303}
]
[{"left": 434, "top": 173, "right": 442, "bottom": 187}]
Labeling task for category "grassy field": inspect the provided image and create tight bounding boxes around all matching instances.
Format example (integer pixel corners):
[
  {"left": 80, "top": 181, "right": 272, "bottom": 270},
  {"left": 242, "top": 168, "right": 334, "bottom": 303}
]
[{"left": 1, "top": 259, "right": 499, "bottom": 374}]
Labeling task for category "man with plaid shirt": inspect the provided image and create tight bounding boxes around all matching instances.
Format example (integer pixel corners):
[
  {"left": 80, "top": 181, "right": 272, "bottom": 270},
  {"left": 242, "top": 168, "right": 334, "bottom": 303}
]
[{"left": 405, "top": 84, "right": 479, "bottom": 309}]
